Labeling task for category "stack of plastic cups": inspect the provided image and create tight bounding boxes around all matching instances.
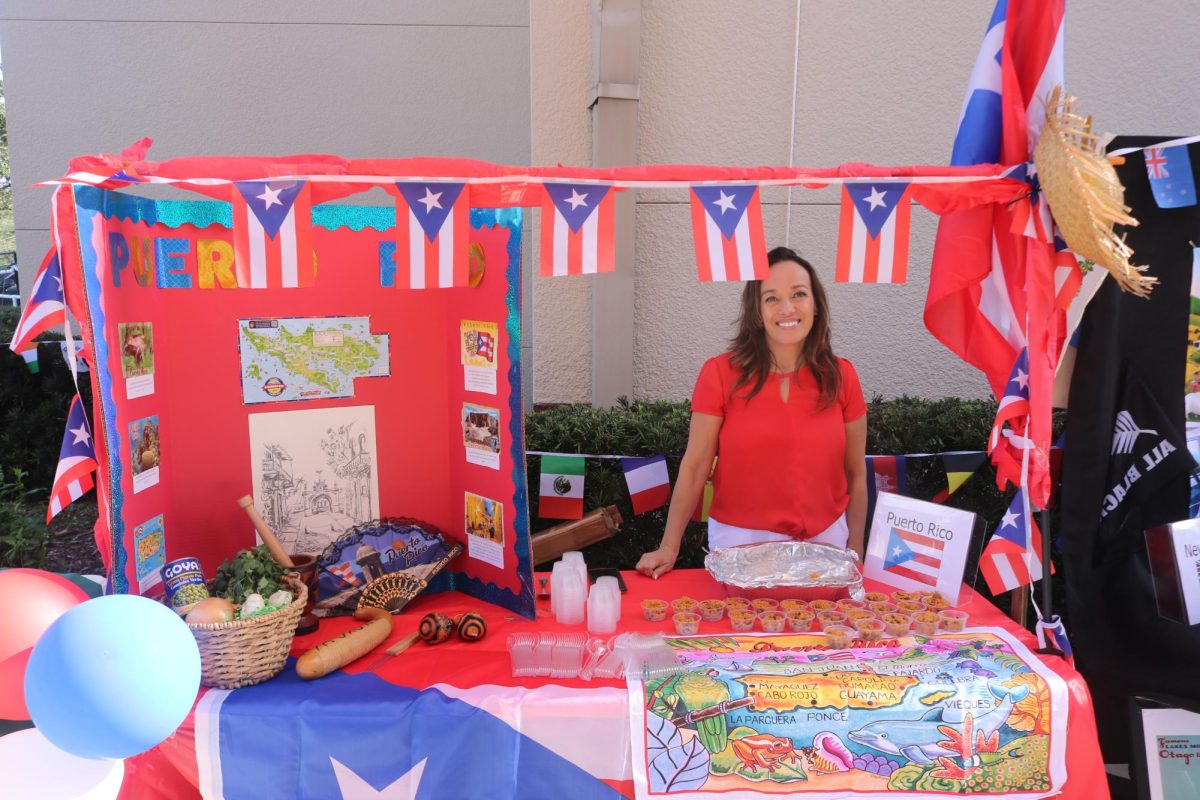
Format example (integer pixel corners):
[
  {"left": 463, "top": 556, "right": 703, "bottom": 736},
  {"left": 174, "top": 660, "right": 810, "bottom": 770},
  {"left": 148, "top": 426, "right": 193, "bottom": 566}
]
[
  {"left": 587, "top": 575, "right": 622, "bottom": 634},
  {"left": 552, "top": 556, "right": 586, "bottom": 625},
  {"left": 562, "top": 551, "right": 588, "bottom": 589}
]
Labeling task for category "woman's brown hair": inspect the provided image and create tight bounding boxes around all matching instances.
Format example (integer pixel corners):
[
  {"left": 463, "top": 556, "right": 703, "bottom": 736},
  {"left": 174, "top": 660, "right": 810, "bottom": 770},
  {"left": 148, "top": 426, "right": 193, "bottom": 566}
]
[{"left": 728, "top": 247, "right": 842, "bottom": 407}]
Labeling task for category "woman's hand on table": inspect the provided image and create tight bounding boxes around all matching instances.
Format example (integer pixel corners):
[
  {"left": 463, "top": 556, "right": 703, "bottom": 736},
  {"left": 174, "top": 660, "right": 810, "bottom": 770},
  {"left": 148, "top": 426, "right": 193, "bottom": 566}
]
[{"left": 636, "top": 546, "right": 678, "bottom": 580}]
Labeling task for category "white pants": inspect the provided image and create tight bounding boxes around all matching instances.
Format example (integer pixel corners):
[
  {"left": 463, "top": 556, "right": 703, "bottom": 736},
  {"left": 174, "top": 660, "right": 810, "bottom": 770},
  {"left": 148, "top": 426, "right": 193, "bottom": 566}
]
[{"left": 708, "top": 514, "right": 849, "bottom": 550}]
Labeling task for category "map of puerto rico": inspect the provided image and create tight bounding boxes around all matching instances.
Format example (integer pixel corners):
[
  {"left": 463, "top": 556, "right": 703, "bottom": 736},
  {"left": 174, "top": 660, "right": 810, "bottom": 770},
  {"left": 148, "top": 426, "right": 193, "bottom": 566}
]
[{"left": 238, "top": 316, "right": 390, "bottom": 404}]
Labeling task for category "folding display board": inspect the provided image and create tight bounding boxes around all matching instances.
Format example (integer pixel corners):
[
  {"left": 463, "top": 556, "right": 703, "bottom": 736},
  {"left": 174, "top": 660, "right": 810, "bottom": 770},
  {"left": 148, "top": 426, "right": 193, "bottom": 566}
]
[{"left": 60, "top": 181, "right": 535, "bottom": 618}]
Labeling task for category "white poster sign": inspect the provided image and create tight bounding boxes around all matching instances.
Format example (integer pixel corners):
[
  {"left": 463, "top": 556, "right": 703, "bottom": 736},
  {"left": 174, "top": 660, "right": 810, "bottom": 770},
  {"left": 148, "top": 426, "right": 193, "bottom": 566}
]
[{"left": 864, "top": 492, "right": 976, "bottom": 604}]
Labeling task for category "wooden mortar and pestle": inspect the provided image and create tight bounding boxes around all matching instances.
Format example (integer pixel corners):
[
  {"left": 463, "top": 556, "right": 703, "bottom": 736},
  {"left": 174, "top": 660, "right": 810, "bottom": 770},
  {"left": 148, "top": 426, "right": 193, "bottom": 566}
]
[{"left": 237, "top": 494, "right": 320, "bottom": 635}]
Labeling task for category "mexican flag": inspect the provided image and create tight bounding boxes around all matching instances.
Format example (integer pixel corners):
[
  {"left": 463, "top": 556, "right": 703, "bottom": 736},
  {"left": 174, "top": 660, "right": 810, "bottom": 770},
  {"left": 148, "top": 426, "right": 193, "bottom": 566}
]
[{"left": 539, "top": 455, "right": 585, "bottom": 519}]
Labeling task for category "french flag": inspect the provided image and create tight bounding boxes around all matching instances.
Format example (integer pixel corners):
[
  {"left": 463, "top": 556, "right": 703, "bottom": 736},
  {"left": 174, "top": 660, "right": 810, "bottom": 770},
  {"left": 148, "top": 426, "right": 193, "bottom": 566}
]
[
  {"left": 231, "top": 180, "right": 315, "bottom": 289},
  {"left": 621, "top": 456, "right": 671, "bottom": 516},
  {"left": 540, "top": 182, "right": 615, "bottom": 276},
  {"left": 47, "top": 394, "right": 98, "bottom": 522},
  {"left": 394, "top": 181, "right": 470, "bottom": 289},
  {"left": 835, "top": 182, "right": 912, "bottom": 284},
  {"left": 688, "top": 184, "right": 769, "bottom": 282},
  {"left": 9, "top": 249, "right": 66, "bottom": 352}
]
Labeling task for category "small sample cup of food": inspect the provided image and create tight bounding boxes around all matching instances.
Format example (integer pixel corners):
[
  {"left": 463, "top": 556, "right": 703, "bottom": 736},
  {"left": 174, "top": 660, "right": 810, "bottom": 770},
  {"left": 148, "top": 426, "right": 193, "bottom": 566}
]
[{"left": 641, "top": 599, "right": 669, "bottom": 621}]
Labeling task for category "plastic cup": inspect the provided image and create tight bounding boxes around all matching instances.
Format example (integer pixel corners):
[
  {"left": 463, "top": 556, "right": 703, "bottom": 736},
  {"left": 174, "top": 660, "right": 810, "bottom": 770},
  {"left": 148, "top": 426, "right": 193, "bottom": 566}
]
[
  {"left": 673, "top": 612, "right": 701, "bottom": 635},
  {"left": 641, "top": 599, "right": 668, "bottom": 621},
  {"left": 750, "top": 598, "right": 780, "bottom": 613},
  {"left": 758, "top": 610, "right": 787, "bottom": 633},
  {"left": 897, "top": 600, "right": 925, "bottom": 614},
  {"left": 892, "top": 590, "right": 918, "bottom": 603},
  {"left": 824, "top": 625, "right": 855, "bottom": 649},
  {"left": 837, "top": 598, "right": 867, "bottom": 612},
  {"left": 809, "top": 599, "right": 837, "bottom": 612},
  {"left": 558, "top": 571, "right": 586, "bottom": 626},
  {"left": 671, "top": 596, "right": 698, "bottom": 614},
  {"left": 786, "top": 610, "right": 815, "bottom": 632},
  {"left": 699, "top": 600, "right": 726, "bottom": 622},
  {"left": 725, "top": 596, "right": 751, "bottom": 611},
  {"left": 864, "top": 591, "right": 890, "bottom": 604},
  {"left": 587, "top": 587, "right": 618, "bottom": 635},
  {"left": 854, "top": 617, "right": 885, "bottom": 642},
  {"left": 729, "top": 611, "right": 756, "bottom": 632},
  {"left": 922, "top": 593, "right": 950, "bottom": 611},
  {"left": 817, "top": 610, "right": 848, "bottom": 630},
  {"left": 912, "top": 611, "right": 940, "bottom": 636},
  {"left": 882, "top": 613, "right": 913, "bottom": 637},
  {"left": 844, "top": 609, "right": 874, "bottom": 623},
  {"left": 779, "top": 599, "right": 809, "bottom": 613},
  {"left": 938, "top": 609, "right": 969, "bottom": 632},
  {"left": 868, "top": 601, "right": 899, "bottom": 616}
]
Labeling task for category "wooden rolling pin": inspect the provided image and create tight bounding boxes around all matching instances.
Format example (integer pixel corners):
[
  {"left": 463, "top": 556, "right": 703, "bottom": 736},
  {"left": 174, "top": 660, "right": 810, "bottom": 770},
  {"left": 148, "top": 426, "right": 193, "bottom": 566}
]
[{"left": 237, "top": 494, "right": 294, "bottom": 568}]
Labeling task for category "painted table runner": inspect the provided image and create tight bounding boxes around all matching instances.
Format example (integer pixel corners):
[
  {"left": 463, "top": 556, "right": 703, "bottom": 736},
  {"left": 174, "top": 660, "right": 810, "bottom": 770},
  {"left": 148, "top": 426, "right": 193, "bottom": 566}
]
[{"left": 630, "top": 628, "right": 1066, "bottom": 799}]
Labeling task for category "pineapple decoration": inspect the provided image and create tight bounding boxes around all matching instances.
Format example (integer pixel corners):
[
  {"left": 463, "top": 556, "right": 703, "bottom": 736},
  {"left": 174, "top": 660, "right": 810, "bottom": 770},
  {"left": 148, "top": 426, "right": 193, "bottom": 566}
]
[{"left": 675, "top": 672, "right": 732, "bottom": 754}]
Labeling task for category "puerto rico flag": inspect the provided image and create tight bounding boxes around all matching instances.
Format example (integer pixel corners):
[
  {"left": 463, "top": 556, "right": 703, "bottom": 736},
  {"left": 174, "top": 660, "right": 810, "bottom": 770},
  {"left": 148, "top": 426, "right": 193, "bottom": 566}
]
[
  {"left": 925, "top": 0, "right": 1066, "bottom": 509},
  {"left": 231, "top": 180, "right": 315, "bottom": 289},
  {"left": 193, "top": 664, "right": 628, "bottom": 800},
  {"left": 835, "top": 182, "right": 912, "bottom": 283},
  {"left": 394, "top": 181, "right": 470, "bottom": 289},
  {"left": 688, "top": 184, "right": 769, "bottom": 282},
  {"left": 980, "top": 487, "right": 1049, "bottom": 594},
  {"left": 882, "top": 524, "right": 945, "bottom": 588},
  {"left": 540, "top": 183, "right": 615, "bottom": 276},
  {"left": 328, "top": 562, "right": 362, "bottom": 588},
  {"left": 989, "top": 348, "right": 1033, "bottom": 492},
  {"left": 476, "top": 331, "right": 495, "bottom": 363},
  {"left": 9, "top": 249, "right": 66, "bottom": 352},
  {"left": 621, "top": 456, "right": 671, "bottom": 516},
  {"left": 47, "top": 394, "right": 98, "bottom": 522}
]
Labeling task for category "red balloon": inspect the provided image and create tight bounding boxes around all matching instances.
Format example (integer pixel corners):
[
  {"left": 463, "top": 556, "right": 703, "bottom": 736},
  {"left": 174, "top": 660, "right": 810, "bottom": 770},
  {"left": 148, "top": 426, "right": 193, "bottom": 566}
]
[{"left": 0, "top": 569, "right": 89, "bottom": 719}]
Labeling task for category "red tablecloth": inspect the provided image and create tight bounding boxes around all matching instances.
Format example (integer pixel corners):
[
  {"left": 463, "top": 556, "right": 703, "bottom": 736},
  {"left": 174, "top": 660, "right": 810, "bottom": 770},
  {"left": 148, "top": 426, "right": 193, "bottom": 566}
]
[{"left": 119, "top": 570, "right": 1109, "bottom": 799}]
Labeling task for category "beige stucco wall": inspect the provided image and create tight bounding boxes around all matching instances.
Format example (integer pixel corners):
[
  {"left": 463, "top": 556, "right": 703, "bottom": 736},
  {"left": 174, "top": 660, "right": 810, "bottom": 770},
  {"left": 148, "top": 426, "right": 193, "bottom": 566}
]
[{"left": 531, "top": 0, "right": 1200, "bottom": 404}]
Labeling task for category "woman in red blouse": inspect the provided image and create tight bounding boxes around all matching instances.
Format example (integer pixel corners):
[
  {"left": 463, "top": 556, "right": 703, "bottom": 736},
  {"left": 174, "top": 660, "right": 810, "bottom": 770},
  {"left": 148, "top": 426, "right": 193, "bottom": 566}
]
[{"left": 636, "top": 247, "right": 867, "bottom": 578}]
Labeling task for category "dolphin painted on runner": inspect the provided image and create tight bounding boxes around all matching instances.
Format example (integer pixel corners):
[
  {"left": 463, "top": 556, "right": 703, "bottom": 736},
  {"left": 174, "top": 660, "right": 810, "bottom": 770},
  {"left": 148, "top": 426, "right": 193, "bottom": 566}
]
[{"left": 847, "top": 683, "right": 1028, "bottom": 766}]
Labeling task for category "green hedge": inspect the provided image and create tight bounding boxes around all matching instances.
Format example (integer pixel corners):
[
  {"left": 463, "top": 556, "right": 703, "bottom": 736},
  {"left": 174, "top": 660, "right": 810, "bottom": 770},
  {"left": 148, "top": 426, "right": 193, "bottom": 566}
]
[{"left": 526, "top": 397, "right": 1023, "bottom": 571}]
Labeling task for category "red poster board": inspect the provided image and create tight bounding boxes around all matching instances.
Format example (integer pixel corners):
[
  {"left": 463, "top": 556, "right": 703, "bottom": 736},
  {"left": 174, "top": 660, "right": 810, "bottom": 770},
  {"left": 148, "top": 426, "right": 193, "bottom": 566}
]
[{"left": 62, "top": 183, "right": 535, "bottom": 618}]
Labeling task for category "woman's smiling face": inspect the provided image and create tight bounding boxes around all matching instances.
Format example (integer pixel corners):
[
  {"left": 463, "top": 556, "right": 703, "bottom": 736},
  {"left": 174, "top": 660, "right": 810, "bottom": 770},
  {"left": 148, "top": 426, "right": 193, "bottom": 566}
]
[{"left": 759, "top": 259, "right": 815, "bottom": 357}]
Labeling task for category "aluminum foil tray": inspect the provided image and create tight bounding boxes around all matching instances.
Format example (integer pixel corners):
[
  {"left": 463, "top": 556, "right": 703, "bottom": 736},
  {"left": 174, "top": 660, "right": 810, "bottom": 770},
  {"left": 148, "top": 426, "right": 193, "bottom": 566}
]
[{"left": 704, "top": 541, "right": 865, "bottom": 601}]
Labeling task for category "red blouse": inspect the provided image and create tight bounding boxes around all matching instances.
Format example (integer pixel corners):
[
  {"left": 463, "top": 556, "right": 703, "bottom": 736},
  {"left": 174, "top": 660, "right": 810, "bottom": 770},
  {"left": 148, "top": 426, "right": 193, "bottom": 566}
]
[{"left": 690, "top": 353, "right": 867, "bottom": 537}]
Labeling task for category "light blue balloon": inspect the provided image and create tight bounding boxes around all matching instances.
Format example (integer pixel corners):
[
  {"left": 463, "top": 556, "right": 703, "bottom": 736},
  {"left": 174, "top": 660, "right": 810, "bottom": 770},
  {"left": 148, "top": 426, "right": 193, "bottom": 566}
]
[{"left": 25, "top": 594, "right": 200, "bottom": 759}]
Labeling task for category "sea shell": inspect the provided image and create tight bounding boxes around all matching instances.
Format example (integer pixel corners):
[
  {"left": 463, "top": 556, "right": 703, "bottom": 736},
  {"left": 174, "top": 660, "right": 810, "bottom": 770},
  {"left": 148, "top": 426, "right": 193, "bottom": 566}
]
[{"left": 355, "top": 572, "right": 427, "bottom": 615}]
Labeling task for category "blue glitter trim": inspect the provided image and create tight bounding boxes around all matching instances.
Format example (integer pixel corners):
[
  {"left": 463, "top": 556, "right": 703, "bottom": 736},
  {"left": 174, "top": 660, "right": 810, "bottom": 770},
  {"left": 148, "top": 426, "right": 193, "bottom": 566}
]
[
  {"left": 74, "top": 187, "right": 231, "bottom": 230},
  {"left": 424, "top": 210, "right": 534, "bottom": 619},
  {"left": 75, "top": 188, "right": 128, "bottom": 594},
  {"left": 73, "top": 188, "right": 400, "bottom": 232},
  {"left": 312, "top": 204, "right": 393, "bottom": 232}
]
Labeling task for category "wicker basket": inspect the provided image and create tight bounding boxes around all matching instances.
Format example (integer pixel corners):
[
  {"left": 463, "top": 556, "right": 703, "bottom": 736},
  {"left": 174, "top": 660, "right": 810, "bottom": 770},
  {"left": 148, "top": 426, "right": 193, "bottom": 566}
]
[{"left": 186, "top": 576, "right": 307, "bottom": 689}]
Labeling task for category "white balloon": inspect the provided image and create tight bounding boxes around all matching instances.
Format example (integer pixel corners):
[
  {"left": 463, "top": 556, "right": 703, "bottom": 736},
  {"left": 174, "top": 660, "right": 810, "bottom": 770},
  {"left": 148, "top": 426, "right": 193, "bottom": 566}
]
[{"left": 0, "top": 728, "right": 123, "bottom": 799}]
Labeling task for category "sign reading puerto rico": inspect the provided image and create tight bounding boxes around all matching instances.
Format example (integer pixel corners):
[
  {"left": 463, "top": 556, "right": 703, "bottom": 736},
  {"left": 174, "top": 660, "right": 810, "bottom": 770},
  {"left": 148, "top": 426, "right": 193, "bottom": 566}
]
[{"left": 864, "top": 492, "right": 976, "bottom": 604}]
